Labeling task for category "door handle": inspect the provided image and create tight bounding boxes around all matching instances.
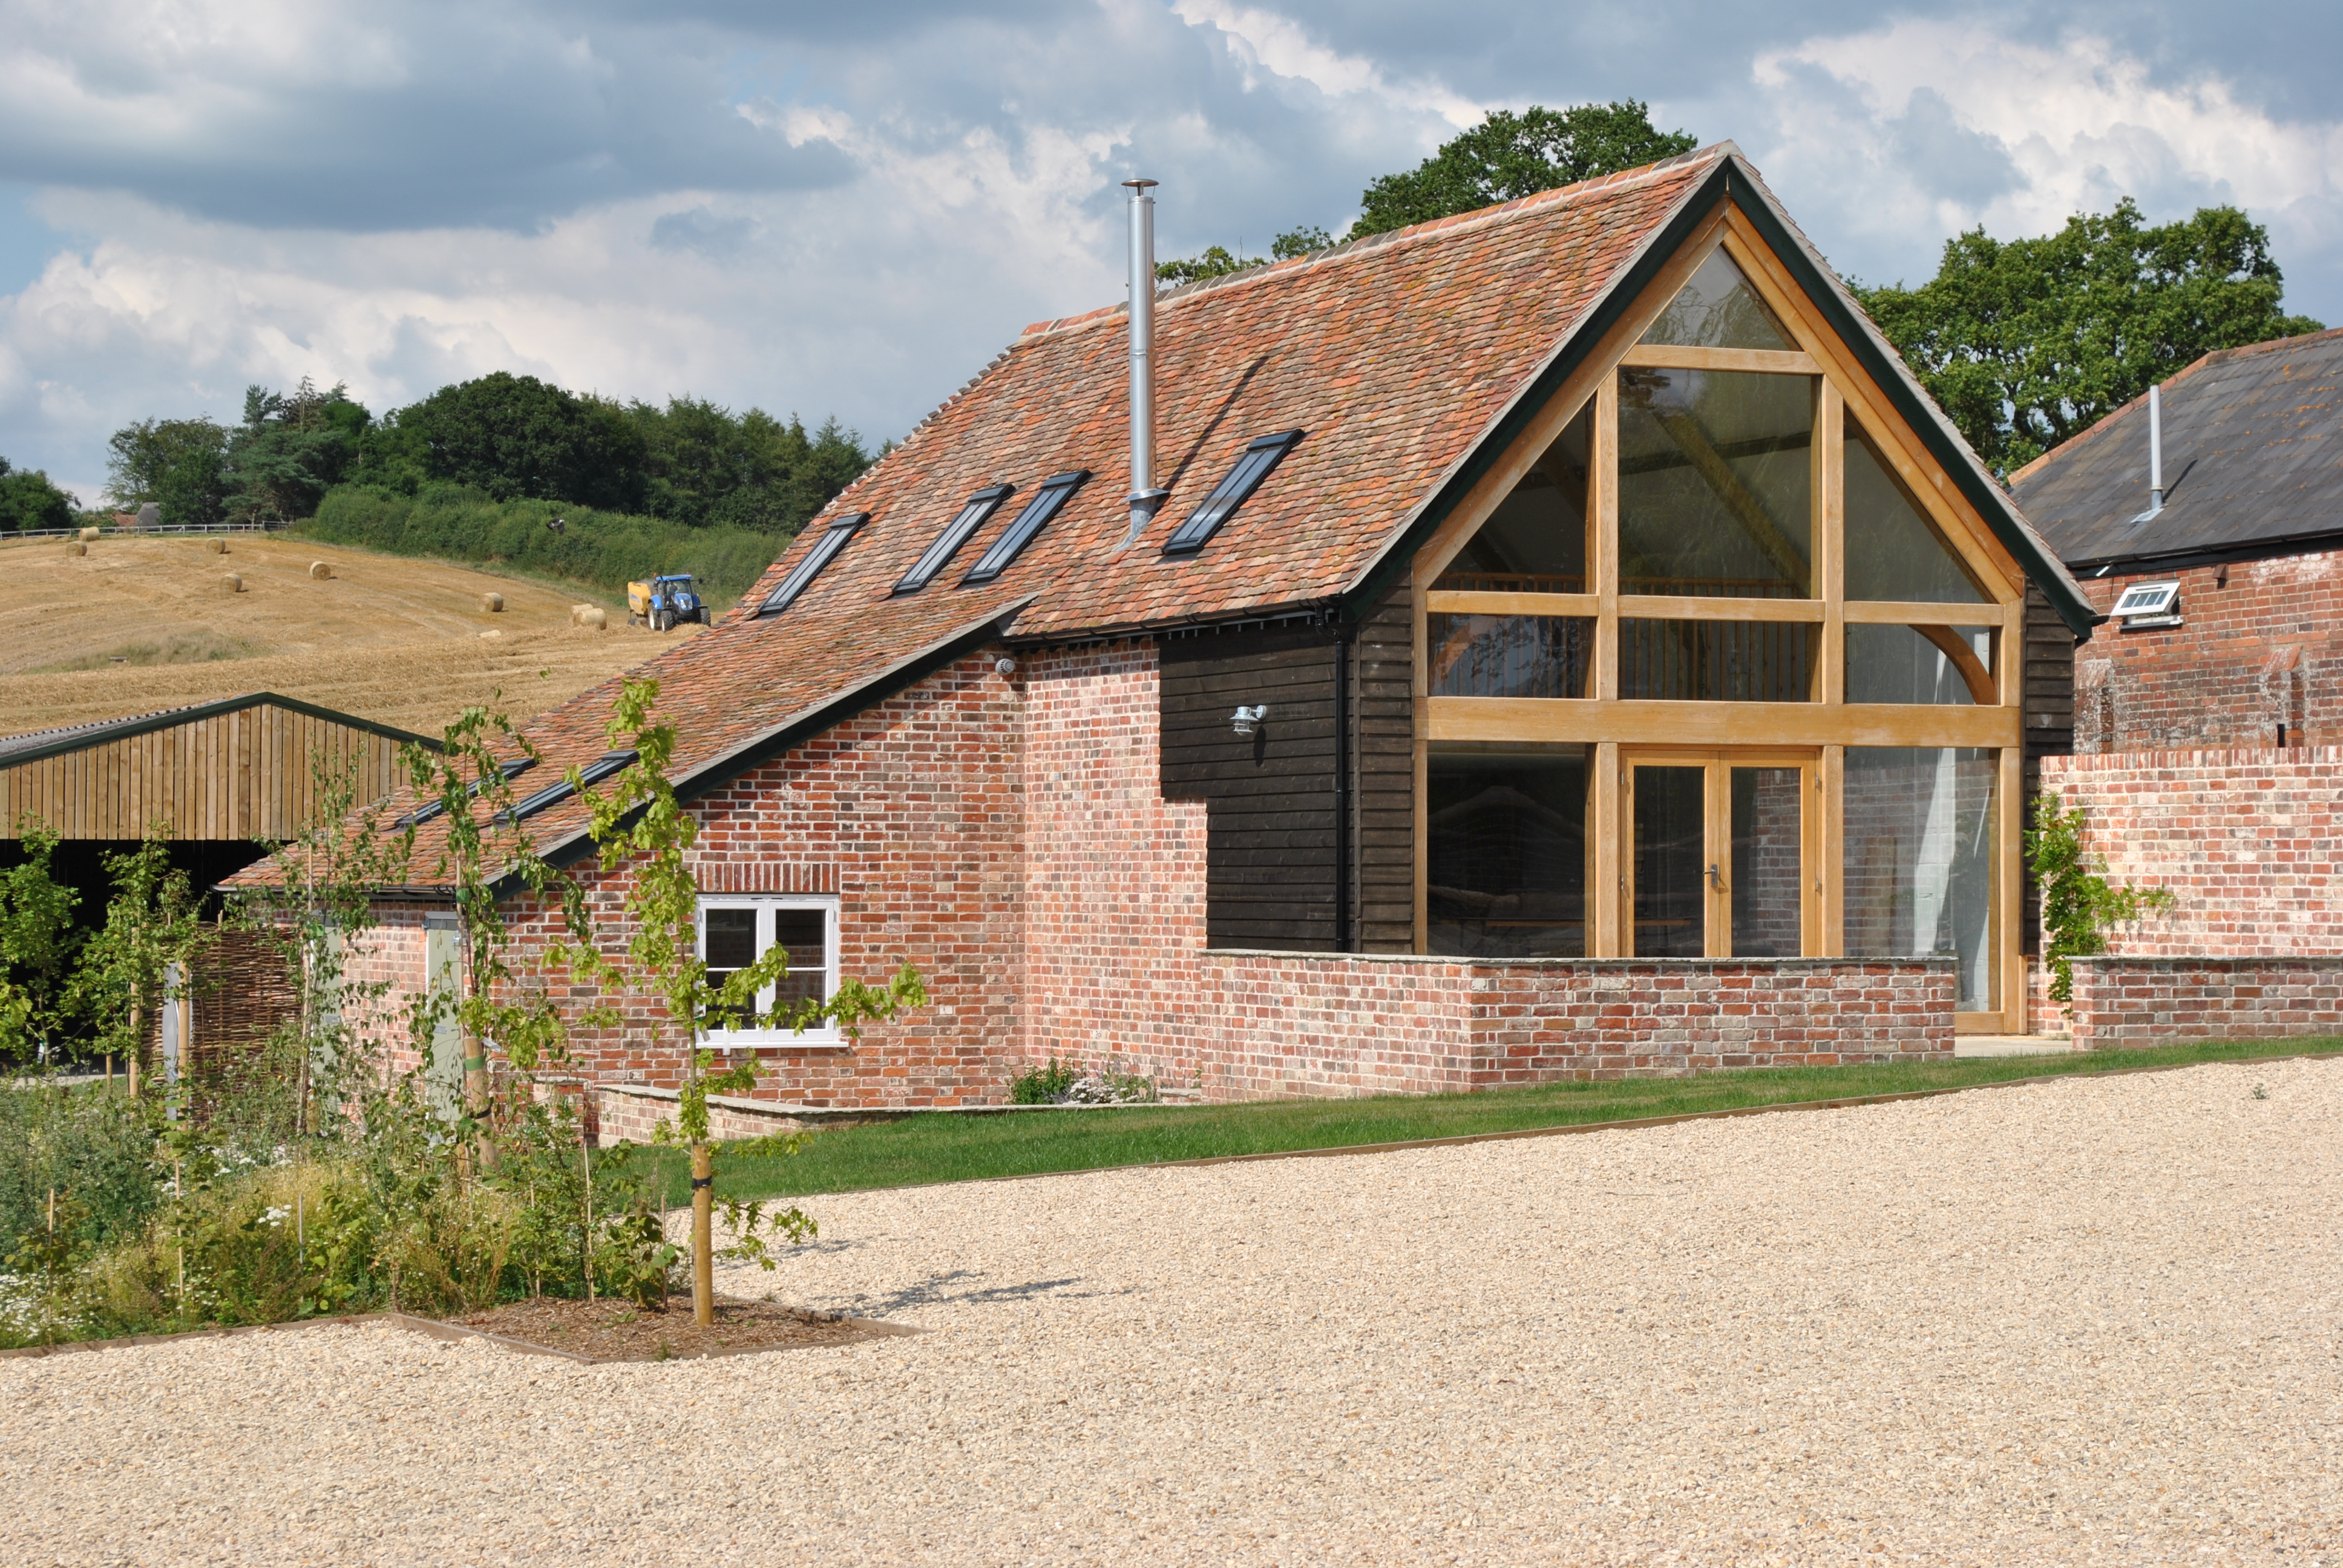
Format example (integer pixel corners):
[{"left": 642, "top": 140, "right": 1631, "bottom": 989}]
[{"left": 1706, "top": 862, "right": 1726, "bottom": 892}]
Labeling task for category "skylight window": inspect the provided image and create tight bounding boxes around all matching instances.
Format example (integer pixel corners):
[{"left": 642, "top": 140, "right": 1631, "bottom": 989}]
[
  {"left": 1162, "top": 431, "right": 1303, "bottom": 555},
  {"left": 961, "top": 471, "right": 1090, "bottom": 585},
  {"left": 758, "top": 512, "right": 867, "bottom": 616},
  {"left": 2110, "top": 580, "right": 2181, "bottom": 627},
  {"left": 895, "top": 485, "right": 1014, "bottom": 594},
  {"left": 2110, "top": 581, "right": 2179, "bottom": 618},
  {"left": 502, "top": 750, "right": 638, "bottom": 825},
  {"left": 396, "top": 757, "right": 536, "bottom": 828}
]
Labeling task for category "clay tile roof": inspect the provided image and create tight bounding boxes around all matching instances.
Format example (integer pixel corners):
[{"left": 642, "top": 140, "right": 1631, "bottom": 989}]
[{"left": 2011, "top": 327, "right": 2343, "bottom": 569}]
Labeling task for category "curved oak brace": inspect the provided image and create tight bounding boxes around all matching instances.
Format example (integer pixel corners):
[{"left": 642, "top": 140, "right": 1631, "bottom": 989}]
[{"left": 1913, "top": 623, "right": 1996, "bottom": 705}]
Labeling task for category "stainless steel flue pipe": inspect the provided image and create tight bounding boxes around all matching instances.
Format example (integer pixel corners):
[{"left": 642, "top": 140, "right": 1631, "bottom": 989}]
[{"left": 1123, "top": 178, "right": 1169, "bottom": 535}]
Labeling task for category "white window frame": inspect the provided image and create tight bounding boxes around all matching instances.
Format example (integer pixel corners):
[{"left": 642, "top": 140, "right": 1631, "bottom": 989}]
[
  {"left": 2111, "top": 580, "right": 2181, "bottom": 620},
  {"left": 696, "top": 895, "right": 842, "bottom": 1047}
]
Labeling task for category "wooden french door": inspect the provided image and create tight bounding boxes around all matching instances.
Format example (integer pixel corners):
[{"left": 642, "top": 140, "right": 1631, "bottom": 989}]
[{"left": 1621, "top": 750, "right": 1820, "bottom": 958}]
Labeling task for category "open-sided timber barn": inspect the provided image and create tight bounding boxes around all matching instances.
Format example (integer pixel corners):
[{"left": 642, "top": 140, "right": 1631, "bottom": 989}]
[{"left": 322, "top": 144, "right": 2097, "bottom": 1106}]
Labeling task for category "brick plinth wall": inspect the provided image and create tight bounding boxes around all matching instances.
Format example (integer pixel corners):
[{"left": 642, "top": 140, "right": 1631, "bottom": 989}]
[
  {"left": 1175, "top": 954, "right": 1953, "bottom": 1097},
  {"left": 2067, "top": 956, "right": 2343, "bottom": 1049},
  {"left": 2073, "top": 552, "right": 2343, "bottom": 753},
  {"left": 2039, "top": 748, "right": 2343, "bottom": 958}
]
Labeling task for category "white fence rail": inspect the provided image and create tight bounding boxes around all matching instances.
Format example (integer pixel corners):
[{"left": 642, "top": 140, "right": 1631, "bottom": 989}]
[{"left": 5, "top": 520, "right": 289, "bottom": 541}]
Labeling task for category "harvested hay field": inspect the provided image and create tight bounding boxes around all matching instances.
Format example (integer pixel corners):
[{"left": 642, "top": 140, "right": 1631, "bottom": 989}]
[
  {"left": 0, "top": 532, "right": 706, "bottom": 734},
  {"left": 3, "top": 1058, "right": 2336, "bottom": 1566}
]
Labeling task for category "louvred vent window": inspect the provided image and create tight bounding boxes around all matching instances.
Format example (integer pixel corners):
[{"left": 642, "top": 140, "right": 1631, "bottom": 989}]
[
  {"left": 1163, "top": 431, "right": 1303, "bottom": 555},
  {"left": 961, "top": 471, "right": 1090, "bottom": 585},
  {"left": 758, "top": 512, "right": 867, "bottom": 616},
  {"left": 895, "top": 485, "right": 1014, "bottom": 595}
]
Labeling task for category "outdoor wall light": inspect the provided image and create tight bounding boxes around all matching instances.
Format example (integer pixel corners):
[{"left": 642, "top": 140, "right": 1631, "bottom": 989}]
[
  {"left": 1231, "top": 703, "right": 1268, "bottom": 737},
  {"left": 995, "top": 656, "right": 1018, "bottom": 676}
]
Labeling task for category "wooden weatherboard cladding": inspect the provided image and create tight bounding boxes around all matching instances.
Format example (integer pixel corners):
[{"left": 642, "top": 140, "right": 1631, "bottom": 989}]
[
  {"left": 0, "top": 696, "right": 428, "bottom": 841},
  {"left": 2020, "top": 583, "right": 2078, "bottom": 953},
  {"left": 1161, "top": 626, "right": 1342, "bottom": 951},
  {"left": 1352, "top": 584, "right": 1415, "bottom": 952}
]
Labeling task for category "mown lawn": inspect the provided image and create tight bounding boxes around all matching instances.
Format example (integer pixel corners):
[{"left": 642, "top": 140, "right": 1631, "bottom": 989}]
[{"left": 655, "top": 1037, "right": 2343, "bottom": 1206}]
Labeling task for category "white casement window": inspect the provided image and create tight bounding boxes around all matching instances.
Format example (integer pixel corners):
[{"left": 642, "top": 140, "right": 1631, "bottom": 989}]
[{"left": 697, "top": 895, "right": 841, "bottom": 1045}]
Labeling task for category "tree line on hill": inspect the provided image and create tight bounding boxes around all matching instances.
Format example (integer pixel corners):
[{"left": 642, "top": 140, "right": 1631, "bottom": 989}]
[
  {"left": 1160, "top": 99, "right": 2323, "bottom": 477},
  {"left": 93, "top": 372, "right": 876, "bottom": 534}
]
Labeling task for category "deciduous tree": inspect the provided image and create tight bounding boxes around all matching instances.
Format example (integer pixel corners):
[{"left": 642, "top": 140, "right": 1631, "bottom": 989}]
[{"left": 1856, "top": 200, "right": 2325, "bottom": 472}]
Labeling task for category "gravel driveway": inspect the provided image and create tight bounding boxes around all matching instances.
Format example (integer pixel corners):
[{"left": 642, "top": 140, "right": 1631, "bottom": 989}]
[{"left": 5, "top": 1058, "right": 2338, "bottom": 1566}]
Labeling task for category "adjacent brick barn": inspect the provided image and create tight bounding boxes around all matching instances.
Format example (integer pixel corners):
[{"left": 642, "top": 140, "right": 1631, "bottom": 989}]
[
  {"left": 2013, "top": 327, "right": 2343, "bottom": 753},
  {"left": 292, "top": 143, "right": 2109, "bottom": 1109}
]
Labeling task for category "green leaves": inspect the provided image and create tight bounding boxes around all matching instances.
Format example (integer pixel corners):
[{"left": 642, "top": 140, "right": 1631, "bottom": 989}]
[
  {"left": 1351, "top": 102, "right": 1697, "bottom": 239},
  {"left": 1856, "top": 200, "right": 2324, "bottom": 473},
  {"left": 2027, "top": 792, "right": 2179, "bottom": 1005},
  {"left": 0, "top": 461, "right": 79, "bottom": 532}
]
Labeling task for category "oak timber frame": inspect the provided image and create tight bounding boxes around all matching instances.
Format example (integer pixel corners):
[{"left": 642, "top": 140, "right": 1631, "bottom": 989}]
[{"left": 1407, "top": 206, "right": 2030, "bottom": 1033}]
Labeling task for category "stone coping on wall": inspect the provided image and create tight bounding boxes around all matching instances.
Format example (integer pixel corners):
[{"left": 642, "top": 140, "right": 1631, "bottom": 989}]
[
  {"left": 587, "top": 1078, "right": 1196, "bottom": 1132},
  {"left": 1202, "top": 949, "right": 1959, "bottom": 972},
  {"left": 2043, "top": 744, "right": 2343, "bottom": 773}
]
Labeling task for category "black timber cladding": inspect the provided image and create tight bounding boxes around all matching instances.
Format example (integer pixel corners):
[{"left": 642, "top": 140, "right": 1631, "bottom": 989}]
[
  {"left": 1351, "top": 583, "right": 1415, "bottom": 952},
  {"left": 2020, "top": 583, "right": 2077, "bottom": 954},
  {"left": 1156, "top": 583, "right": 1416, "bottom": 954},
  {"left": 1161, "top": 626, "right": 1341, "bottom": 951}
]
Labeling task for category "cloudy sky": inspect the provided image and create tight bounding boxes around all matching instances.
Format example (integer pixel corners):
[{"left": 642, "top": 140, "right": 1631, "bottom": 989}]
[{"left": 2, "top": 0, "right": 2337, "bottom": 504}]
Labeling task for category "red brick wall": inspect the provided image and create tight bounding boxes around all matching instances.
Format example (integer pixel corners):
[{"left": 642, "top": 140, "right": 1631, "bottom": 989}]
[
  {"left": 2067, "top": 956, "right": 2343, "bottom": 1048},
  {"left": 339, "top": 907, "right": 432, "bottom": 1080},
  {"left": 2038, "top": 748, "right": 2343, "bottom": 959},
  {"left": 2074, "top": 552, "right": 2343, "bottom": 752},
  {"left": 507, "top": 649, "right": 1028, "bottom": 1107}
]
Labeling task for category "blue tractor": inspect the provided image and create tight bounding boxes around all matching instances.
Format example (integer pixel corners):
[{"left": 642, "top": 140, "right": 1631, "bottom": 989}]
[{"left": 627, "top": 573, "right": 707, "bottom": 632}]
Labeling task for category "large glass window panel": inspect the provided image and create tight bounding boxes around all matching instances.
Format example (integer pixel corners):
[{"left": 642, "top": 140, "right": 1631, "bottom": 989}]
[
  {"left": 1435, "top": 402, "right": 1591, "bottom": 592},
  {"left": 1844, "top": 424, "right": 1989, "bottom": 603},
  {"left": 1427, "top": 748, "right": 1587, "bottom": 957},
  {"left": 1844, "top": 748, "right": 1998, "bottom": 1010},
  {"left": 1633, "top": 765, "right": 1706, "bottom": 956},
  {"left": 1429, "top": 615, "right": 1592, "bottom": 698},
  {"left": 1731, "top": 767, "right": 1803, "bottom": 957},
  {"left": 1846, "top": 625, "right": 1993, "bottom": 705},
  {"left": 1619, "top": 619, "right": 1816, "bottom": 702},
  {"left": 1618, "top": 370, "right": 1814, "bottom": 597},
  {"left": 1638, "top": 249, "right": 1795, "bottom": 350}
]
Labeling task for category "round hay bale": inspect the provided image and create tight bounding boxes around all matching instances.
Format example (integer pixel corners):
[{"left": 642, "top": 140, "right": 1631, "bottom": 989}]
[
  {"left": 479, "top": 629, "right": 503, "bottom": 640},
  {"left": 575, "top": 606, "right": 608, "bottom": 630},
  {"left": 68, "top": 541, "right": 86, "bottom": 557},
  {"left": 308, "top": 560, "right": 333, "bottom": 580},
  {"left": 206, "top": 537, "right": 227, "bottom": 554},
  {"left": 223, "top": 572, "right": 244, "bottom": 594},
  {"left": 77, "top": 526, "right": 99, "bottom": 543},
  {"left": 480, "top": 592, "right": 505, "bottom": 613}
]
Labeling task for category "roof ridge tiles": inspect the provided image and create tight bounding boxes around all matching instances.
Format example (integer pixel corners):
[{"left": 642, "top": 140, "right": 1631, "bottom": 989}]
[{"left": 1014, "top": 140, "right": 1739, "bottom": 343}]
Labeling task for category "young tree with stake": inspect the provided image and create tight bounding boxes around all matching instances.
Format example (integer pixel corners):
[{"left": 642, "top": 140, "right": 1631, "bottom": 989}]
[{"left": 569, "top": 676, "right": 925, "bottom": 1324}]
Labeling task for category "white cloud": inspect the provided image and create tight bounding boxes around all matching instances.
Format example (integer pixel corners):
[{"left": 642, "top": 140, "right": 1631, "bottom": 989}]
[
  {"left": 1170, "top": 0, "right": 1483, "bottom": 128},
  {"left": 1749, "top": 21, "right": 2343, "bottom": 290}
]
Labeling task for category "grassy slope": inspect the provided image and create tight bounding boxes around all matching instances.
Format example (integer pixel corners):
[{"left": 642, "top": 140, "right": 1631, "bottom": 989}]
[{"left": 661, "top": 1038, "right": 2343, "bottom": 1204}]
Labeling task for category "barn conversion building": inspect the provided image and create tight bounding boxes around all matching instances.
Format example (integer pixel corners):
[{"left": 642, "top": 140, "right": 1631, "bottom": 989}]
[{"left": 329, "top": 144, "right": 2102, "bottom": 1108}]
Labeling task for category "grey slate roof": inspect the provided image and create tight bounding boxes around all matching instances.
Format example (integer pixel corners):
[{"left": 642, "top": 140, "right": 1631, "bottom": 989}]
[
  {"left": 0, "top": 692, "right": 437, "bottom": 769},
  {"left": 2011, "top": 328, "right": 2343, "bottom": 570}
]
